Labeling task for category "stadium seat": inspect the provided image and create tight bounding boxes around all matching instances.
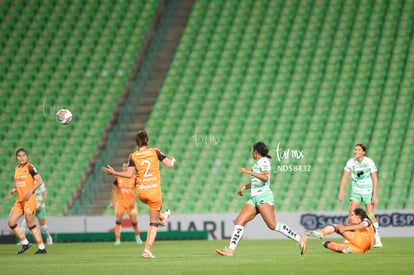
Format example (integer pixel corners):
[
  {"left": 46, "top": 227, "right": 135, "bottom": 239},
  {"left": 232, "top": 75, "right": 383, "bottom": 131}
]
[{"left": 0, "top": 0, "right": 159, "bottom": 216}]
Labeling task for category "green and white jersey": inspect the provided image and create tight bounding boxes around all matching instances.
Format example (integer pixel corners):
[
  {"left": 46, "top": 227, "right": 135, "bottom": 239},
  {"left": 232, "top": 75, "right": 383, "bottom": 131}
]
[
  {"left": 35, "top": 182, "right": 47, "bottom": 208},
  {"left": 344, "top": 156, "right": 377, "bottom": 195},
  {"left": 250, "top": 157, "right": 271, "bottom": 196}
]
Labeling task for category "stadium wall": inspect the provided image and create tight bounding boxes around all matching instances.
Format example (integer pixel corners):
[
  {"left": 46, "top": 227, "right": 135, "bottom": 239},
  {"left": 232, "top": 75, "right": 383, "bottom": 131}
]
[{"left": 0, "top": 210, "right": 413, "bottom": 241}]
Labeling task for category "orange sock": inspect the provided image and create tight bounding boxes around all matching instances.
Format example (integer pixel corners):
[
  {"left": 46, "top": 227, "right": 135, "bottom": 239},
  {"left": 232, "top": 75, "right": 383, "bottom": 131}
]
[
  {"left": 132, "top": 223, "right": 140, "bottom": 236},
  {"left": 29, "top": 225, "right": 45, "bottom": 248},
  {"left": 12, "top": 225, "right": 26, "bottom": 242},
  {"left": 114, "top": 223, "right": 121, "bottom": 241},
  {"left": 145, "top": 224, "right": 158, "bottom": 250},
  {"left": 324, "top": 241, "right": 347, "bottom": 252}
]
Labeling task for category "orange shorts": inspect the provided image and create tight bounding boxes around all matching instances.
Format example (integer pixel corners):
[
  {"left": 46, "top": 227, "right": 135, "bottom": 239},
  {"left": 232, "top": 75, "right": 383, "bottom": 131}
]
[
  {"left": 115, "top": 199, "right": 137, "bottom": 216},
  {"left": 11, "top": 196, "right": 37, "bottom": 216},
  {"left": 137, "top": 190, "right": 162, "bottom": 211},
  {"left": 347, "top": 231, "right": 372, "bottom": 252}
]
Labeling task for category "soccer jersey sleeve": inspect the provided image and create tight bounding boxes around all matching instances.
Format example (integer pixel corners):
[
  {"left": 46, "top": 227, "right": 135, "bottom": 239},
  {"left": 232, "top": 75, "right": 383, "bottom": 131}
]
[
  {"left": 154, "top": 148, "right": 166, "bottom": 161},
  {"left": 127, "top": 154, "right": 134, "bottom": 167},
  {"left": 28, "top": 164, "right": 39, "bottom": 177},
  {"left": 260, "top": 158, "right": 271, "bottom": 172},
  {"left": 361, "top": 218, "right": 371, "bottom": 228},
  {"left": 367, "top": 158, "right": 378, "bottom": 173},
  {"left": 344, "top": 159, "right": 352, "bottom": 172}
]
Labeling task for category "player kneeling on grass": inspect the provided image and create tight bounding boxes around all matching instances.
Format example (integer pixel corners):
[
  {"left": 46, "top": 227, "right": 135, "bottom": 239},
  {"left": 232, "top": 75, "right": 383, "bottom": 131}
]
[{"left": 306, "top": 208, "right": 375, "bottom": 254}]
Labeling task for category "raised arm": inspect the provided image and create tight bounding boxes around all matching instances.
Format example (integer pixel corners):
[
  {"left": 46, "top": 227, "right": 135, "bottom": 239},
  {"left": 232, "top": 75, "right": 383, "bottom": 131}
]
[
  {"left": 103, "top": 165, "right": 134, "bottom": 178},
  {"left": 162, "top": 156, "right": 176, "bottom": 168}
]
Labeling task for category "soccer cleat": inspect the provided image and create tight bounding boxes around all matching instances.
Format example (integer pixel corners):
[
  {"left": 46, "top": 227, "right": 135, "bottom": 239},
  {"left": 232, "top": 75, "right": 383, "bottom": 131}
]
[
  {"left": 342, "top": 247, "right": 353, "bottom": 254},
  {"left": 142, "top": 249, "right": 155, "bottom": 258},
  {"left": 373, "top": 239, "right": 383, "bottom": 248},
  {"left": 47, "top": 236, "right": 53, "bottom": 245},
  {"left": 135, "top": 236, "right": 143, "bottom": 245},
  {"left": 160, "top": 209, "right": 171, "bottom": 226},
  {"left": 35, "top": 249, "right": 47, "bottom": 254},
  {"left": 299, "top": 235, "right": 307, "bottom": 255},
  {"left": 114, "top": 240, "right": 121, "bottom": 245},
  {"left": 305, "top": 230, "right": 323, "bottom": 239},
  {"left": 17, "top": 242, "right": 32, "bottom": 254},
  {"left": 215, "top": 247, "right": 235, "bottom": 256}
]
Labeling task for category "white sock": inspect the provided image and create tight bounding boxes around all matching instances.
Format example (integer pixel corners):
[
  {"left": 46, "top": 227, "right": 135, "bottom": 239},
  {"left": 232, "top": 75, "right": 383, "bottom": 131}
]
[
  {"left": 373, "top": 222, "right": 381, "bottom": 239},
  {"left": 40, "top": 225, "right": 50, "bottom": 236},
  {"left": 275, "top": 223, "right": 301, "bottom": 242},
  {"left": 21, "top": 219, "right": 28, "bottom": 234},
  {"left": 228, "top": 225, "right": 244, "bottom": 250},
  {"left": 21, "top": 239, "right": 29, "bottom": 245},
  {"left": 39, "top": 243, "right": 45, "bottom": 250}
]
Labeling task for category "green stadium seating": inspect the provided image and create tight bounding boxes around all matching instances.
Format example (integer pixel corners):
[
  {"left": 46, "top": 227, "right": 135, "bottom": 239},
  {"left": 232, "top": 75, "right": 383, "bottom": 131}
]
[
  {"left": 0, "top": 0, "right": 159, "bottom": 217},
  {"left": 143, "top": 0, "right": 414, "bottom": 214},
  {"left": 1, "top": 0, "right": 412, "bottom": 217}
]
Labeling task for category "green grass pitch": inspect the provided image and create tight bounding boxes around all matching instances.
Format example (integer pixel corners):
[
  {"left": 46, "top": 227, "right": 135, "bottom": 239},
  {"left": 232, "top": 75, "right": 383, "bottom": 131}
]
[{"left": 0, "top": 238, "right": 413, "bottom": 274}]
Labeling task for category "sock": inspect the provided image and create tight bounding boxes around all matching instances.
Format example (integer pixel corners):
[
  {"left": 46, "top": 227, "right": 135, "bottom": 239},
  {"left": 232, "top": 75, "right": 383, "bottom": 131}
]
[
  {"left": 132, "top": 222, "right": 140, "bottom": 236},
  {"left": 228, "top": 225, "right": 244, "bottom": 250},
  {"left": 320, "top": 225, "right": 336, "bottom": 236},
  {"left": 275, "top": 223, "right": 301, "bottom": 242},
  {"left": 40, "top": 225, "right": 50, "bottom": 235},
  {"left": 21, "top": 219, "right": 28, "bottom": 234},
  {"left": 132, "top": 222, "right": 142, "bottom": 242},
  {"left": 373, "top": 222, "right": 381, "bottom": 239},
  {"left": 29, "top": 225, "right": 45, "bottom": 249},
  {"left": 11, "top": 225, "right": 27, "bottom": 243},
  {"left": 145, "top": 223, "right": 158, "bottom": 250},
  {"left": 114, "top": 222, "right": 121, "bottom": 241},
  {"left": 41, "top": 225, "right": 53, "bottom": 241},
  {"left": 323, "top": 241, "right": 347, "bottom": 253}
]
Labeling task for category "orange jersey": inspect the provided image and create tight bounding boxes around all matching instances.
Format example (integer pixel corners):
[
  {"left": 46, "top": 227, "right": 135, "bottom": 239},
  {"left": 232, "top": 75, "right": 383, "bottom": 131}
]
[
  {"left": 348, "top": 218, "right": 376, "bottom": 252},
  {"left": 128, "top": 147, "right": 166, "bottom": 191},
  {"left": 114, "top": 176, "right": 136, "bottom": 203},
  {"left": 14, "top": 163, "right": 38, "bottom": 202},
  {"left": 356, "top": 219, "right": 375, "bottom": 249},
  {"left": 128, "top": 147, "right": 166, "bottom": 210}
]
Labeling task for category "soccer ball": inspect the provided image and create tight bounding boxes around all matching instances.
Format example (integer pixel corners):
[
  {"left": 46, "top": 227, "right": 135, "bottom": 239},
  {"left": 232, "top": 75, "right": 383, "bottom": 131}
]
[{"left": 56, "top": 109, "right": 72, "bottom": 125}]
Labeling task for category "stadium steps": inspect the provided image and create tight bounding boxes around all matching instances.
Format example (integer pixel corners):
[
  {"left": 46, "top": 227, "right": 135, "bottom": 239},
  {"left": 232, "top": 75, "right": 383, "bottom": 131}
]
[
  {"left": 1, "top": 0, "right": 412, "bottom": 217},
  {"left": 88, "top": 0, "right": 195, "bottom": 215},
  {"left": 0, "top": 0, "right": 161, "bottom": 217}
]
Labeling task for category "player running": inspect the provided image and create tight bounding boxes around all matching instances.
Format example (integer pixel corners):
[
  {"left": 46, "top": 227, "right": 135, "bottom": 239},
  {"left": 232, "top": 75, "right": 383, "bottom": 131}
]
[
  {"left": 216, "top": 141, "right": 307, "bottom": 257},
  {"left": 306, "top": 208, "right": 375, "bottom": 253},
  {"left": 103, "top": 130, "right": 175, "bottom": 258}
]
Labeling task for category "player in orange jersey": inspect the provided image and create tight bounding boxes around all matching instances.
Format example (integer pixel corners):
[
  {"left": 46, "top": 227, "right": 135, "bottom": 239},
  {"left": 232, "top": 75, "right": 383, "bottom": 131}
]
[
  {"left": 111, "top": 162, "right": 143, "bottom": 245},
  {"left": 306, "top": 208, "right": 375, "bottom": 254},
  {"left": 8, "top": 148, "right": 47, "bottom": 254},
  {"left": 103, "top": 130, "right": 175, "bottom": 258}
]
